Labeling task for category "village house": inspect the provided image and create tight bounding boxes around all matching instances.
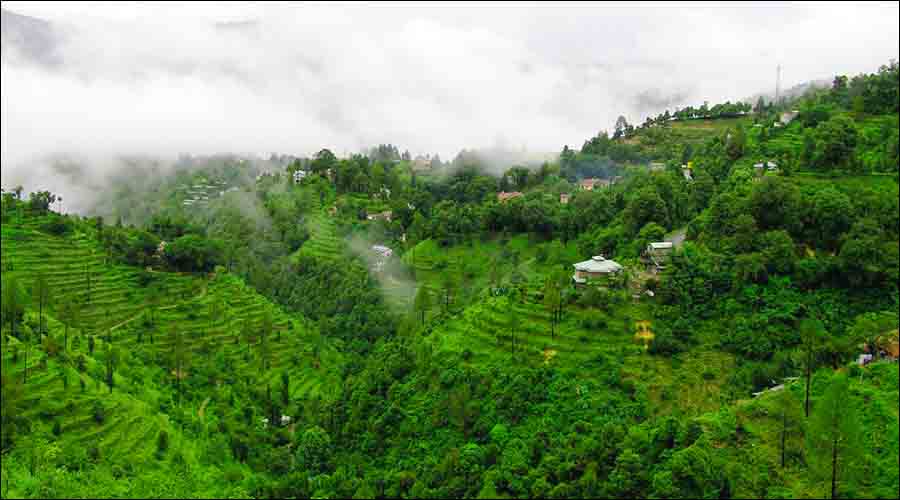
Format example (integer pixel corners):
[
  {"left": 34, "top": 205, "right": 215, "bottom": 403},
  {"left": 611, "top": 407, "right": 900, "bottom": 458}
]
[
  {"left": 645, "top": 242, "right": 674, "bottom": 272},
  {"left": 572, "top": 255, "right": 624, "bottom": 285},
  {"left": 649, "top": 162, "right": 666, "bottom": 172},
  {"left": 293, "top": 170, "right": 308, "bottom": 184},
  {"left": 412, "top": 157, "right": 433, "bottom": 171},
  {"left": 780, "top": 110, "right": 799, "bottom": 125},
  {"left": 580, "top": 178, "right": 611, "bottom": 191},
  {"left": 681, "top": 164, "right": 694, "bottom": 182},
  {"left": 498, "top": 191, "right": 524, "bottom": 203},
  {"left": 366, "top": 210, "right": 393, "bottom": 222},
  {"left": 753, "top": 161, "right": 780, "bottom": 179},
  {"left": 371, "top": 245, "right": 393, "bottom": 273},
  {"left": 560, "top": 193, "right": 570, "bottom": 204}
]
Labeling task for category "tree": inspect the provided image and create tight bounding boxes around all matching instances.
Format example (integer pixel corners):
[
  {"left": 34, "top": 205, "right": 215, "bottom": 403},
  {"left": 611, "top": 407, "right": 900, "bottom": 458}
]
[
  {"left": 542, "top": 278, "right": 562, "bottom": 340},
  {"left": 812, "top": 115, "right": 858, "bottom": 171},
  {"left": 1, "top": 360, "right": 24, "bottom": 450},
  {"left": 281, "top": 372, "right": 291, "bottom": 408},
  {"left": 33, "top": 274, "right": 51, "bottom": 342},
  {"left": 614, "top": 116, "right": 630, "bottom": 139},
  {"left": 811, "top": 188, "right": 852, "bottom": 251},
  {"left": 170, "top": 327, "right": 189, "bottom": 405},
  {"left": 773, "top": 386, "right": 802, "bottom": 468},
  {"left": 507, "top": 297, "right": 523, "bottom": 355},
  {"left": 105, "top": 345, "right": 119, "bottom": 394},
  {"left": 807, "top": 373, "right": 861, "bottom": 499},
  {"left": 441, "top": 274, "right": 458, "bottom": 314},
  {"left": 59, "top": 300, "right": 78, "bottom": 352},
  {"left": 296, "top": 426, "right": 332, "bottom": 474},
  {"left": 726, "top": 125, "right": 747, "bottom": 161},
  {"left": 260, "top": 310, "right": 273, "bottom": 373},
  {"left": 799, "top": 318, "right": 825, "bottom": 418},
  {"left": 1, "top": 275, "right": 26, "bottom": 343},
  {"left": 624, "top": 188, "right": 669, "bottom": 234},
  {"left": 413, "top": 286, "right": 432, "bottom": 327}
]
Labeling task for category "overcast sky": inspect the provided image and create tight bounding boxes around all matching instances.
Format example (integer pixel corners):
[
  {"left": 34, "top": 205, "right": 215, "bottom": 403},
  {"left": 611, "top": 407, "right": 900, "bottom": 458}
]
[{"left": 2, "top": 1, "right": 899, "bottom": 192}]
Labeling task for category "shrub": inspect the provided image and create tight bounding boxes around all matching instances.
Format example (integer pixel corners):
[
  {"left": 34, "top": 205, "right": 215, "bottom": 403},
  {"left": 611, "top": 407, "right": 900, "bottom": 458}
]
[
  {"left": 41, "top": 217, "right": 74, "bottom": 236},
  {"left": 92, "top": 403, "right": 106, "bottom": 424},
  {"left": 580, "top": 312, "right": 609, "bottom": 330},
  {"left": 156, "top": 430, "right": 170, "bottom": 458}
]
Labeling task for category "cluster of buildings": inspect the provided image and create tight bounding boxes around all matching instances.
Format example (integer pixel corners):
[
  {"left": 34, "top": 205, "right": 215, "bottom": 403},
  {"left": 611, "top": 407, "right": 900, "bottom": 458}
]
[
  {"left": 753, "top": 161, "right": 780, "bottom": 180},
  {"left": 571, "top": 240, "right": 675, "bottom": 286},
  {"left": 498, "top": 176, "right": 620, "bottom": 206},
  {"left": 178, "top": 180, "right": 237, "bottom": 208},
  {"left": 858, "top": 330, "right": 900, "bottom": 366},
  {"left": 371, "top": 245, "right": 393, "bottom": 273},
  {"left": 366, "top": 211, "right": 393, "bottom": 222}
]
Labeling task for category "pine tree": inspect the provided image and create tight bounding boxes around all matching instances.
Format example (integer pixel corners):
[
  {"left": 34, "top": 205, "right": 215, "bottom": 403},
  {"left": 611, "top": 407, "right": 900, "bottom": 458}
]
[
  {"left": 800, "top": 319, "right": 825, "bottom": 418},
  {"left": 542, "top": 278, "right": 561, "bottom": 340},
  {"left": 413, "top": 286, "right": 432, "bottom": 327},
  {"left": 807, "top": 373, "right": 861, "bottom": 499}
]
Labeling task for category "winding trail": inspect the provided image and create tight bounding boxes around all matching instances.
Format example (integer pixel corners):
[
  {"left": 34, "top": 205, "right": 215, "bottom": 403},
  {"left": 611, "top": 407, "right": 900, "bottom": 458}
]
[{"left": 107, "top": 285, "right": 209, "bottom": 333}]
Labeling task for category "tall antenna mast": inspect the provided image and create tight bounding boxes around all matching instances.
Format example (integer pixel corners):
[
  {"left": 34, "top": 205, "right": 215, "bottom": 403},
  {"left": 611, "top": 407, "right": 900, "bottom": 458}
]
[{"left": 775, "top": 64, "right": 782, "bottom": 105}]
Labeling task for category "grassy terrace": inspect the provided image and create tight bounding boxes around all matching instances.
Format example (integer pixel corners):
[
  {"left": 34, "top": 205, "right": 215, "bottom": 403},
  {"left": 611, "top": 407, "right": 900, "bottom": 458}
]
[
  {"left": 403, "top": 235, "right": 736, "bottom": 417},
  {"left": 2, "top": 214, "right": 345, "bottom": 462},
  {"left": 2, "top": 217, "right": 201, "bottom": 333},
  {"left": 293, "top": 192, "right": 344, "bottom": 263},
  {"left": 421, "top": 284, "right": 736, "bottom": 417},
  {"left": 1, "top": 332, "right": 186, "bottom": 467},
  {"left": 403, "top": 235, "right": 582, "bottom": 315}
]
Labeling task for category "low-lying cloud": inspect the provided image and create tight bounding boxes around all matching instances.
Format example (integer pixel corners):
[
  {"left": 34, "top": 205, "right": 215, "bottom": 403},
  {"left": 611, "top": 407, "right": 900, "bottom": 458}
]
[{"left": 2, "top": 2, "right": 898, "bottom": 208}]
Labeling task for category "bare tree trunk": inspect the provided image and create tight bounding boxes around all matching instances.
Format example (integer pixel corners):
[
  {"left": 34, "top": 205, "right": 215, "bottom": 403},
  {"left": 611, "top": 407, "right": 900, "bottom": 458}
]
[
  {"left": 781, "top": 410, "right": 787, "bottom": 468},
  {"left": 831, "top": 437, "right": 838, "bottom": 499},
  {"left": 805, "top": 353, "right": 812, "bottom": 418}
]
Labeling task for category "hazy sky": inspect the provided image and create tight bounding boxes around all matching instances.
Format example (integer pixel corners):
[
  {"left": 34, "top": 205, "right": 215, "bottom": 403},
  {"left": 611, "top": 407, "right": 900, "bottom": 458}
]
[{"left": 2, "top": 1, "right": 899, "bottom": 189}]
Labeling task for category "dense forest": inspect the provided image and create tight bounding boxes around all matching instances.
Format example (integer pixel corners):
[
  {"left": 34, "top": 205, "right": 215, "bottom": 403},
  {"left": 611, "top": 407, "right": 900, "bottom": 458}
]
[{"left": 1, "top": 61, "right": 898, "bottom": 499}]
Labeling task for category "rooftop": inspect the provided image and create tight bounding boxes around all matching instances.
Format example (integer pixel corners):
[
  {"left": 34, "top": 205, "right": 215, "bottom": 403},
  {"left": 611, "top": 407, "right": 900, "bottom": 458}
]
[{"left": 573, "top": 255, "right": 624, "bottom": 274}]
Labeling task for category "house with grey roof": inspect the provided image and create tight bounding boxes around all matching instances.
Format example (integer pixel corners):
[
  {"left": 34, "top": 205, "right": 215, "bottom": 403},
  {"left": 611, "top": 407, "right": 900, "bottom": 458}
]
[
  {"left": 645, "top": 242, "right": 674, "bottom": 271},
  {"left": 572, "top": 255, "right": 623, "bottom": 285}
]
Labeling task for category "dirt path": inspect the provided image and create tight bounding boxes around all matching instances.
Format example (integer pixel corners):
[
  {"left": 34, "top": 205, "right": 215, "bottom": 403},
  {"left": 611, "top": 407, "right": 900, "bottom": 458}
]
[{"left": 108, "top": 285, "right": 209, "bottom": 332}]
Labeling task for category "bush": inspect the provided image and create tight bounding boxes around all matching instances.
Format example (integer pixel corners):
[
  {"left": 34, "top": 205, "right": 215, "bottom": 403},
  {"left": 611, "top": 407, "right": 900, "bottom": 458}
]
[
  {"left": 580, "top": 312, "right": 608, "bottom": 330},
  {"left": 92, "top": 403, "right": 106, "bottom": 424},
  {"left": 41, "top": 217, "right": 74, "bottom": 236},
  {"left": 156, "top": 430, "right": 170, "bottom": 458}
]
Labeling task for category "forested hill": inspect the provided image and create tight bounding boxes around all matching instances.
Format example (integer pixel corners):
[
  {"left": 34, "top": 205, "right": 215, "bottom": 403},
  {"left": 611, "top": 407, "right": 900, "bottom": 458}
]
[{"left": 2, "top": 60, "right": 898, "bottom": 499}]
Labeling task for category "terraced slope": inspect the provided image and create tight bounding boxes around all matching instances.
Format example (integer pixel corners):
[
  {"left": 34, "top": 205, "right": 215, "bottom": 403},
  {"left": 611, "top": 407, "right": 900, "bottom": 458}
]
[
  {"left": 1, "top": 334, "right": 184, "bottom": 466},
  {"left": 424, "top": 290, "right": 735, "bottom": 417},
  {"left": 1, "top": 217, "right": 201, "bottom": 334},
  {"left": 2, "top": 215, "right": 344, "bottom": 418}
]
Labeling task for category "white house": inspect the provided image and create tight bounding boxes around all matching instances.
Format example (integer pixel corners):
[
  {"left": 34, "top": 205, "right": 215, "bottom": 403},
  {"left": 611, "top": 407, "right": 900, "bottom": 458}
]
[{"left": 572, "top": 256, "right": 624, "bottom": 285}]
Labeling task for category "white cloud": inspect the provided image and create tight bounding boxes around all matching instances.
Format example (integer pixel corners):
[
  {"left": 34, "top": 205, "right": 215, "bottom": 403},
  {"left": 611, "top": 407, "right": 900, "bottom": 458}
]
[{"left": 2, "top": 1, "right": 898, "bottom": 202}]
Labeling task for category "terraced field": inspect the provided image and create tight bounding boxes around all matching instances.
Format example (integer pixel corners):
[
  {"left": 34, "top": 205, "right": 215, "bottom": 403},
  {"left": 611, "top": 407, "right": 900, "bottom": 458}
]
[
  {"left": 2, "top": 214, "right": 345, "bottom": 460},
  {"left": 299, "top": 211, "right": 343, "bottom": 261},
  {"left": 1, "top": 334, "right": 182, "bottom": 466},
  {"left": 292, "top": 191, "right": 344, "bottom": 262},
  {"left": 403, "top": 236, "right": 580, "bottom": 317},
  {"left": 423, "top": 283, "right": 736, "bottom": 417},
  {"left": 1, "top": 217, "right": 201, "bottom": 334}
]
